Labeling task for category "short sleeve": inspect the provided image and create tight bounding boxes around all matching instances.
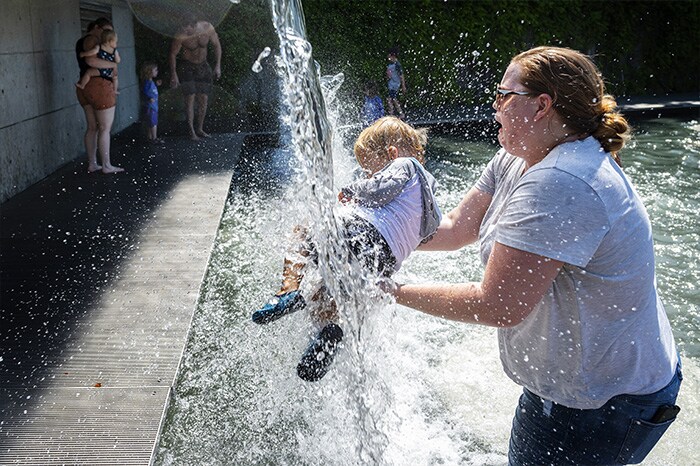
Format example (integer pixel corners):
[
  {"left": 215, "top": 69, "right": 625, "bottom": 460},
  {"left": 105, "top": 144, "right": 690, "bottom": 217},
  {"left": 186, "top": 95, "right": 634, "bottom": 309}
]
[
  {"left": 495, "top": 168, "right": 610, "bottom": 267},
  {"left": 473, "top": 151, "right": 503, "bottom": 196}
]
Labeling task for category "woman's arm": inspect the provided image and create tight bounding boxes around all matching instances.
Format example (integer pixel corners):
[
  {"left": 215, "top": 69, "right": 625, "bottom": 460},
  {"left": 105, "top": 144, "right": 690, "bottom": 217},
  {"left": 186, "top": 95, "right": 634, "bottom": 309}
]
[
  {"left": 418, "top": 186, "right": 492, "bottom": 251},
  {"left": 394, "top": 241, "right": 563, "bottom": 327},
  {"left": 82, "top": 38, "right": 116, "bottom": 69},
  {"left": 80, "top": 45, "right": 99, "bottom": 58}
]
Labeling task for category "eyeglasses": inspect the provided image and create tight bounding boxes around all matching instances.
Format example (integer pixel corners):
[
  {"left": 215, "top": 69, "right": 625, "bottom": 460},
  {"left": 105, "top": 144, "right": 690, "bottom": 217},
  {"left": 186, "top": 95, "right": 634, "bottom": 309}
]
[{"left": 495, "top": 88, "right": 534, "bottom": 105}]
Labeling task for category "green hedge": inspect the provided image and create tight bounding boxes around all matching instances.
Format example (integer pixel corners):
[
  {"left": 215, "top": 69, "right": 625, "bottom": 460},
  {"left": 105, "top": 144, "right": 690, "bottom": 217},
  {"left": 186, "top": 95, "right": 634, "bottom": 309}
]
[
  {"left": 135, "top": 0, "right": 699, "bottom": 118},
  {"left": 302, "top": 0, "right": 699, "bottom": 111}
]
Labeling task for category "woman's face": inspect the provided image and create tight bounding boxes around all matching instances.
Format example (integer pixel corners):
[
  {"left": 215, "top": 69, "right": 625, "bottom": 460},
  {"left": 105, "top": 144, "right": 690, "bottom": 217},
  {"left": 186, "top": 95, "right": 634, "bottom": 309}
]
[{"left": 493, "top": 63, "right": 539, "bottom": 157}]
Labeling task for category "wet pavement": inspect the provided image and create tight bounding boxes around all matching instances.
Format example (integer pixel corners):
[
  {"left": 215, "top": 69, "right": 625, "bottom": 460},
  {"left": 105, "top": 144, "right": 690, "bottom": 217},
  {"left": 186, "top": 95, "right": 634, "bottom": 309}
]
[{"left": 0, "top": 131, "right": 245, "bottom": 464}]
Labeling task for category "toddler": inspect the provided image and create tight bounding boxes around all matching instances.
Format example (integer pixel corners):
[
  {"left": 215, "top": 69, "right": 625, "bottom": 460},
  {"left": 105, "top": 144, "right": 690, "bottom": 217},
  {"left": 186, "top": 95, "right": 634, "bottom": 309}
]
[
  {"left": 76, "top": 29, "right": 120, "bottom": 94},
  {"left": 253, "top": 117, "right": 442, "bottom": 381},
  {"left": 386, "top": 47, "right": 406, "bottom": 119},
  {"left": 140, "top": 62, "right": 162, "bottom": 143},
  {"left": 361, "top": 80, "right": 385, "bottom": 126}
]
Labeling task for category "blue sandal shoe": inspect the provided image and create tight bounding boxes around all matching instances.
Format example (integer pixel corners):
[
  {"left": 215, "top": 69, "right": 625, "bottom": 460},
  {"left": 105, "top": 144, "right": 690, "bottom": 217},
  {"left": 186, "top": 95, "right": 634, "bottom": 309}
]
[
  {"left": 252, "top": 290, "right": 305, "bottom": 324},
  {"left": 297, "top": 323, "right": 344, "bottom": 382}
]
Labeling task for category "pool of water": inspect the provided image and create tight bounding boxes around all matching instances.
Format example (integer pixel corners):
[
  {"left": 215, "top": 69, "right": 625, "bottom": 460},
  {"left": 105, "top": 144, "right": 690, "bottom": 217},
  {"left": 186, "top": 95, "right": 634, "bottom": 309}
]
[{"left": 156, "top": 117, "right": 700, "bottom": 465}]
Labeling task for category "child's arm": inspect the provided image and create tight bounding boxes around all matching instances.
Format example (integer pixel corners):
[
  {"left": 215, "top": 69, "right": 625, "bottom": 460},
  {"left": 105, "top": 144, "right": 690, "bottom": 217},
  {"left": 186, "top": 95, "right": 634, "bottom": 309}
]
[
  {"left": 80, "top": 45, "right": 99, "bottom": 58},
  {"left": 341, "top": 159, "right": 413, "bottom": 207},
  {"left": 114, "top": 50, "right": 121, "bottom": 64},
  {"left": 86, "top": 55, "right": 117, "bottom": 70}
]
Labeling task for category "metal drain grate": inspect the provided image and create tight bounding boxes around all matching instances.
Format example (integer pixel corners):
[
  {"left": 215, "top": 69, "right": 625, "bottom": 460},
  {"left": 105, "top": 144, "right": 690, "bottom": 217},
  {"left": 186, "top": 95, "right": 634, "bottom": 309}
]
[{"left": 0, "top": 387, "right": 170, "bottom": 465}]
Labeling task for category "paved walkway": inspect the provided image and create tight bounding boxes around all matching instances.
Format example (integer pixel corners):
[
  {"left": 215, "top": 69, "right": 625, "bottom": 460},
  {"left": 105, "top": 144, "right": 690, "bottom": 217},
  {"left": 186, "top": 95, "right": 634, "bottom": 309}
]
[{"left": 0, "top": 132, "right": 245, "bottom": 464}]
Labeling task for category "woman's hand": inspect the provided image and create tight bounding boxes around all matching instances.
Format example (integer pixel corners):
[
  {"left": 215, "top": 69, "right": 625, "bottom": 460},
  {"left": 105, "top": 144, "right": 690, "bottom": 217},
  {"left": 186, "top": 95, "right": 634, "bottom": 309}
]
[{"left": 376, "top": 277, "right": 399, "bottom": 295}]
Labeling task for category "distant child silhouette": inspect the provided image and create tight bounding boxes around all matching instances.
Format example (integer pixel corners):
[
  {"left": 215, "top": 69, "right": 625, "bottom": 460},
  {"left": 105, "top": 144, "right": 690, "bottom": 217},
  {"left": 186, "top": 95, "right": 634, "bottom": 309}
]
[
  {"left": 386, "top": 46, "right": 406, "bottom": 120},
  {"left": 140, "top": 62, "right": 163, "bottom": 144},
  {"left": 361, "top": 81, "right": 385, "bottom": 127}
]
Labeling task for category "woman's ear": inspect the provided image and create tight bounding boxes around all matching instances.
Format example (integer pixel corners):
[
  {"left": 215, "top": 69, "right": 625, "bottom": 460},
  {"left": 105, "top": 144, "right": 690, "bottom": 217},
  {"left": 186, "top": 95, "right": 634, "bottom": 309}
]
[
  {"left": 387, "top": 145, "right": 399, "bottom": 160},
  {"left": 533, "top": 93, "right": 554, "bottom": 122}
]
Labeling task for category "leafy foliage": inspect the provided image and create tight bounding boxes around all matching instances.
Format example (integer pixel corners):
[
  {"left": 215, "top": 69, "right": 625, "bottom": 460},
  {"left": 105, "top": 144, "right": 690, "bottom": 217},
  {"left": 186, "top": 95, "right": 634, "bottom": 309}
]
[
  {"left": 135, "top": 0, "right": 699, "bottom": 120},
  {"left": 301, "top": 0, "right": 699, "bottom": 114}
]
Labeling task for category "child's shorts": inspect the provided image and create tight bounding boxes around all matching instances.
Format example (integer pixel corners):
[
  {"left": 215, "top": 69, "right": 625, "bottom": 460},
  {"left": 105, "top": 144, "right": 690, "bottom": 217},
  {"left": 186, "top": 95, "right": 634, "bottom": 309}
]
[
  {"left": 300, "top": 215, "right": 396, "bottom": 278},
  {"left": 342, "top": 215, "right": 396, "bottom": 277},
  {"left": 388, "top": 89, "right": 399, "bottom": 99},
  {"left": 143, "top": 108, "right": 158, "bottom": 128}
]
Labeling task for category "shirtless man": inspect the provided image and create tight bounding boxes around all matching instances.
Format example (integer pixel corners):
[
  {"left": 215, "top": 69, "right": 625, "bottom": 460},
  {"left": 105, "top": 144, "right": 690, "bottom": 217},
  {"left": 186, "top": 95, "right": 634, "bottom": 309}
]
[{"left": 169, "top": 16, "right": 222, "bottom": 140}]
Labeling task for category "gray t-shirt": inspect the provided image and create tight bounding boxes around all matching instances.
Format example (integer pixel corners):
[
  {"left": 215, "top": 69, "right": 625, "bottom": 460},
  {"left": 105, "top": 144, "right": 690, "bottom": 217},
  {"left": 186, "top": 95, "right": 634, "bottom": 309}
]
[{"left": 474, "top": 137, "right": 677, "bottom": 409}]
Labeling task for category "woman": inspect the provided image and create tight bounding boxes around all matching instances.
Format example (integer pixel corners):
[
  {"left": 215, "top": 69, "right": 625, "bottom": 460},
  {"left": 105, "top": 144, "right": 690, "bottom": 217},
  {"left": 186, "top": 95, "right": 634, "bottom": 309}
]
[
  {"left": 389, "top": 46, "right": 681, "bottom": 465},
  {"left": 75, "top": 17, "right": 124, "bottom": 173}
]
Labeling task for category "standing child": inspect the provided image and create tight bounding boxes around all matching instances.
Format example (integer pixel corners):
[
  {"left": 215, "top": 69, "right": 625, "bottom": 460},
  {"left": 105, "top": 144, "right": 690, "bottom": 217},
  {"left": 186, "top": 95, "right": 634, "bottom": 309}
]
[
  {"left": 140, "top": 62, "right": 162, "bottom": 143},
  {"left": 361, "top": 80, "right": 385, "bottom": 126},
  {"left": 252, "top": 117, "right": 442, "bottom": 382},
  {"left": 76, "top": 29, "right": 120, "bottom": 94},
  {"left": 386, "top": 47, "right": 406, "bottom": 120}
]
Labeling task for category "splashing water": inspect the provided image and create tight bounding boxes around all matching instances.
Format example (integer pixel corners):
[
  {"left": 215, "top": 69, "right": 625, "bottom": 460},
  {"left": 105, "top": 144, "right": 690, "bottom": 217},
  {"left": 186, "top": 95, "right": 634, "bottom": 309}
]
[
  {"left": 271, "top": 0, "right": 398, "bottom": 461},
  {"left": 155, "top": 0, "right": 700, "bottom": 463},
  {"left": 252, "top": 47, "right": 272, "bottom": 73}
]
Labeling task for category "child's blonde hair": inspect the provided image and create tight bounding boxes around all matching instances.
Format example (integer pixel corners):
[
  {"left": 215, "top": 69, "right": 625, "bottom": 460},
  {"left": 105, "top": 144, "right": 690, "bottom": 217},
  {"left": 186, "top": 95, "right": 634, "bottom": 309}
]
[
  {"left": 140, "top": 62, "right": 158, "bottom": 82},
  {"left": 354, "top": 116, "right": 428, "bottom": 165},
  {"left": 101, "top": 29, "right": 117, "bottom": 45}
]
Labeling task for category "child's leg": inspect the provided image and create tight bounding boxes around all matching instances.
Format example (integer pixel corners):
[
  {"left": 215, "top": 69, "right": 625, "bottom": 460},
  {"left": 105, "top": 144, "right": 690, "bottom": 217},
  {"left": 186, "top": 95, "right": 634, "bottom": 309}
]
[
  {"left": 394, "top": 99, "right": 405, "bottom": 119},
  {"left": 76, "top": 68, "right": 99, "bottom": 89},
  {"left": 277, "top": 258, "right": 305, "bottom": 295},
  {"left": 308, "top": 287, "right": 338, "bottom": 324},
  {"left": 113, "top": 76, "right": 119, "bottom": 95},
  {"left": 386, "top": 97, "right": 395, "bottom": 115},
  {"left": 251, "top": 225, "right": 314, "bottom": 324},
  {"left": 147, "top": 126, "right": 157, "bottom": 141},
  {"left": 276, "top": 225, "right": 313, "bottom": 294}
]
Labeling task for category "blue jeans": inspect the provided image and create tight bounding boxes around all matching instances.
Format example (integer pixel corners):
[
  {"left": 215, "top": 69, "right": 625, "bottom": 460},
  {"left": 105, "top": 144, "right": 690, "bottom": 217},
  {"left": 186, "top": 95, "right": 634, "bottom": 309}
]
[{"left": 509, "top": 360, "right": 682, "bottom": 465}]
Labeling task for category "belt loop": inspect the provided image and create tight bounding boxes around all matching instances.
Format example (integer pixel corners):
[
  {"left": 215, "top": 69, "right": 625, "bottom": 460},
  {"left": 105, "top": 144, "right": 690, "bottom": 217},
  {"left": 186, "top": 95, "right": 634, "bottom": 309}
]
[{"left": 543, "top": 399, "right": 553, "bottom": 417}]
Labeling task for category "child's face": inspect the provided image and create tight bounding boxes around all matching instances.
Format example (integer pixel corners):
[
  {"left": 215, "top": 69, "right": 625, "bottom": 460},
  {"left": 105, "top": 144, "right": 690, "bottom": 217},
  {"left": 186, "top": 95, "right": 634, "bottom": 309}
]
[
  {"left": 109, "top": 38, "right": 118, "bottom": 48},
  {"left": 152, "top": 67, "right": 159, "bottom": 78},
  {"left": 356, "top": 149, "right": 392, "bottom": 176},
  {"left": 387, "top": 54, "right": 397, "bottom": 62}
]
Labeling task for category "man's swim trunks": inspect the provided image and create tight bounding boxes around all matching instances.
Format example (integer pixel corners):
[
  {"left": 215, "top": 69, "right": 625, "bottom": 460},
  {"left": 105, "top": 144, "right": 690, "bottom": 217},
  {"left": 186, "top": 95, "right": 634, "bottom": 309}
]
[{"left": 177, "top": 60, "right": 213, "bottom": 96}]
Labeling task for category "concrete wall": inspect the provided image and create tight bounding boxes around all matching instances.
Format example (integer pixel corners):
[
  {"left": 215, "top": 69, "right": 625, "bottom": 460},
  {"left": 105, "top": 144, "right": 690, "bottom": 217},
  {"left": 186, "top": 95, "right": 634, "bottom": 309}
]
[{"left": 0, "top": 0, "right": 139, "bottom": 203}]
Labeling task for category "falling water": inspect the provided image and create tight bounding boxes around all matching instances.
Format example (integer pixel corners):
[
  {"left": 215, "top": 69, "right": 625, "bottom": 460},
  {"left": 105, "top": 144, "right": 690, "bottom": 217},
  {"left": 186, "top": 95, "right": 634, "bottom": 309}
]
[{"left": 270, "top": 0, "right": 401, "bottom": 461}]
